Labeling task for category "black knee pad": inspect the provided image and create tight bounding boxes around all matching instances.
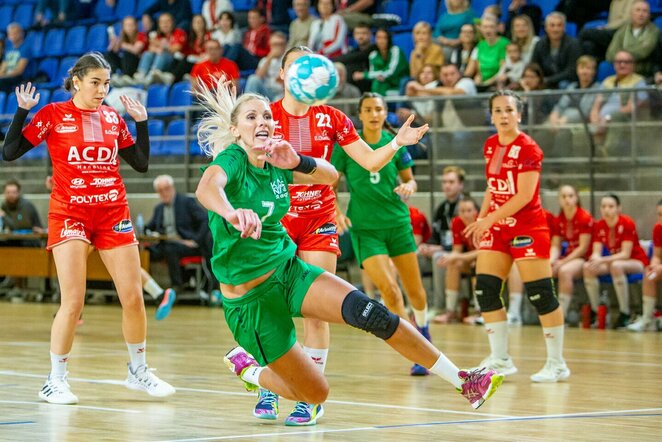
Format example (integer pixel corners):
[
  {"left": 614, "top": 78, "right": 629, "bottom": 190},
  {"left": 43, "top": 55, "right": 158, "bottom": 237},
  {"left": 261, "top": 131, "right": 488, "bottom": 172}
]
[
  {"left": 341, "top": 290, "right": 400, "bottom": 340},
  {"left": 475, "top": 274, "right": 505, "bottom": 312},
  {"left": 524, "top": 278, "right": 559, "bottom": 315}
]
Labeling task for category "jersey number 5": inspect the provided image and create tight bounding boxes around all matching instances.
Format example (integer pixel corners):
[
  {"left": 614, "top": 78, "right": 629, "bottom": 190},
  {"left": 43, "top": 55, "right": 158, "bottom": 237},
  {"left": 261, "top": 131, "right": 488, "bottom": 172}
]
[
  {"left": 370, "top": 172, "right": 380, "bottom": 184},
  {"left": 261, "top": 201, "right": 275, "bottom": 222}
]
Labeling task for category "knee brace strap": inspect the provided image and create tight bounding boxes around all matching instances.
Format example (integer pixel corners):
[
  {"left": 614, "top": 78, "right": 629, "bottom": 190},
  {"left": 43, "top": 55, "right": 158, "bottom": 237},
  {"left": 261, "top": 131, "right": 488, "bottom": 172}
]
[
  {"left": 475, "top": 274, "right": 505, "bottom": 312},
  {"left": 341, "top": 290, "right": 400, "bottom": 340},
  {"left": 524, "top": 278, "right": 559, "bottom": 315}
]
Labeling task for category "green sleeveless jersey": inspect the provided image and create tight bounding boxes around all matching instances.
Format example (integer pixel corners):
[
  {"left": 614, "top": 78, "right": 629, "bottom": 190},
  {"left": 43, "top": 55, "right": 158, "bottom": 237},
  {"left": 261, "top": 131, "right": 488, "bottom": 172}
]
[
  {"left": 331, "top": 131, "right": 414, "bottom": 230},
  {"left": 206, "top": 144, "right": 296, "bottom": 284}
]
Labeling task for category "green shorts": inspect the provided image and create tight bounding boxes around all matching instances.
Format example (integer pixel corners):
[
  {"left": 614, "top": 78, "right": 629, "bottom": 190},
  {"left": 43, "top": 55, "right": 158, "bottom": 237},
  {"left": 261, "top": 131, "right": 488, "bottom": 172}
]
[
  {"left": 351, "top": 224, "right": 417, "bottom": 266},
  {"left": 222, "top": 256, "right": 325, "bottom": 366}
]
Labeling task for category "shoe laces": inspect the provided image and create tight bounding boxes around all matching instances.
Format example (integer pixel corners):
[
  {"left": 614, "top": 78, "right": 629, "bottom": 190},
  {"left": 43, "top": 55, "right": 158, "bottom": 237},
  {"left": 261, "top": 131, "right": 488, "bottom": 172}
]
[
  {"left": 258, "top": 389, "right": 278, "bottom": 406},
  {"left": 461, "top": 368, "right": 487, "bottom": 399},
  {"left": 133, "top": 365, "right": 159, "bottom": 387},
  {"left": 48, "top": 372, "right": 71, "bottom": 391},
  {"left": 291, "top": 401, "right": 311, "bottom": 416}
]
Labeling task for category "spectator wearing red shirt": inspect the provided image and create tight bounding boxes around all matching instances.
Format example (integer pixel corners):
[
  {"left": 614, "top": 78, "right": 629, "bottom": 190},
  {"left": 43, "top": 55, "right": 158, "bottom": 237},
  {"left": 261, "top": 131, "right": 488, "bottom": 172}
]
[
  {"left": 190, "top": 39, "right": 239, "bottom": 91},
  {"left": 225, "top": 8, "right": 271, "bottom": 71},
  {"left": 408, "top": 205, "right": 431, "bottom": 245},
  {"left": 143, "top": 0, "right": 193, "bottom": 31},
  {"left": 107, "top": 16, "right": 148, "bottom": 83},
  {"left": 583, "top": 194, "right": 649, "bottom": 329},
  {"left": 168, "top": 14, "right": 212, "bottom": 84},
  {"left": 133, "top": 13, "right": 187, "bottom": 86}
]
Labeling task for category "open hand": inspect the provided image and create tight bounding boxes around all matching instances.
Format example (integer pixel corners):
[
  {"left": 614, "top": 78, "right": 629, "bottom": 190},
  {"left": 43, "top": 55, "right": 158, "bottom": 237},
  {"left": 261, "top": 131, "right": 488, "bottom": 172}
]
[
  {"left": 395, "top": 114, "right": 429, "bottom": 147},
  {"left": 120, "top": 95, "right": 147, "bottom": 122},
  {"left": 15, "top": 83, "right": 40, "bottom": 111},
  {"left": 254, "top": 139, "right": 300, "bottom": 169}
]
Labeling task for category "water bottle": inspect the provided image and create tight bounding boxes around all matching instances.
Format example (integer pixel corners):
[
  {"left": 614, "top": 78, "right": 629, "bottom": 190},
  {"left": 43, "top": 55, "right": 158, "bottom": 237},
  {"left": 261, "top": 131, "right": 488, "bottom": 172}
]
[
  {"left": 0, "top": 216, "right": 4, "bottom": 233},
  {"left": 135, "top": 213, "right": 145, "bottom": 236}
]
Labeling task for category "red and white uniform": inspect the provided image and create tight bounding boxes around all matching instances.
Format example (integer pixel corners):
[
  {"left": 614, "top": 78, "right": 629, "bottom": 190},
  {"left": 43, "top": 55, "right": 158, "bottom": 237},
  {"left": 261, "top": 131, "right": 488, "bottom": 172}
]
[
  {"left": 480, "top": 132, "right": 550, "bottom": 259},
  {"left": 452, "top": 216, "right": 475, "bottom": 251},
  {"left": 409, "top": 206, "right": 431, "bottom": 244},
  {"left": 653, "top": 223, "right": 662, "bottom": 249},
  {"left": 592, "top": 215, "right": 649, "bottom": 266},
  {"left": 554, "top": 207, "right": 594, "bottom": 259},
  {"left": 271, "top": 100, "right": 360, "bottom": 254},
  {"left": 22, "top": 100, "right": 137, "bottom": 250}
]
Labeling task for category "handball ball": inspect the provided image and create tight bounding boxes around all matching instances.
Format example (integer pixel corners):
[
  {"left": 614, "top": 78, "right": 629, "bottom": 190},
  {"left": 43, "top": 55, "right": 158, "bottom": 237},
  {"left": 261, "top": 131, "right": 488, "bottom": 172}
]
[{"left": 285, "top": 54, "right": 339, "bottom": 106}]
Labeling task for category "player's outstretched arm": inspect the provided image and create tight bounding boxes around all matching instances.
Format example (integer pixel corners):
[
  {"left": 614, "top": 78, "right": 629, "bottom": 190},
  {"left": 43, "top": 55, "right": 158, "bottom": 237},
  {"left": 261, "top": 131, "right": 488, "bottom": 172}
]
[
  {"left": 2, "top": 83, "right": 39, "bottom": 161},
  {"left": 256, "top": 139, "right": 339, "bottom": 185}
]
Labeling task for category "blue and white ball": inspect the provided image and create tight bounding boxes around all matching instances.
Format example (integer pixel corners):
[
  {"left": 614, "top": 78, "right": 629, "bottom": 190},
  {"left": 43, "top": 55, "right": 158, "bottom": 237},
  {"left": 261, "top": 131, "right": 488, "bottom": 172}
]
[{"left": 285, "top": 54, "right": 339, "bottom": 106}]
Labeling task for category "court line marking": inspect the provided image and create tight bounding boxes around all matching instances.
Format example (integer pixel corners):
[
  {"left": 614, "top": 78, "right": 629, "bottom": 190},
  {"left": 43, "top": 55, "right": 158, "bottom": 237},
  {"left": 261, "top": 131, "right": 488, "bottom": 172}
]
[
  {"left": 0, "top": 400, "right": 141, "bottom": 414},
  {"left": 155, "top": 408, "right": 662, "bottom": 441},
  {"left": 0, "top": 421, "right": 36, "bottom": 426}
]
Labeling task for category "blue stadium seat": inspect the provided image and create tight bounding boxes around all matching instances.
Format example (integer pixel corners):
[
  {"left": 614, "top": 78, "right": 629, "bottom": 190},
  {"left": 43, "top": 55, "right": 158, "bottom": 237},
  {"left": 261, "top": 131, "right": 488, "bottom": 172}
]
[
  {"left": 23, "top": 142, "right": 48, "bottom": 160},
  {"left": 583, "top": 19, "right": 608, "bottom": 30},
  {"left": 36, "top": 58, "right": 59, "bottom": 88},
  {"left": 406, "top": 0, "right": 436, "bottom": 26},
  {"left": 565, "top": 22, "right": 578, "bottom": 38},
  {"left": 136, "top": 0, "right": 157, "bottom": 16},
  {"left": 393, "top": 33, "right": 414, "bottom": 60},
  {"left": 44, "top": 28, "right": 66, "bottom": 58},
  {"left": 51, "top": 88, "right": 70, "bottom": 103},
  {"left": 5, "top": 92, "right": 18, "bottom": 118},
  {"left": 94, "top": 0, "right": 116, "bottom": 23},
  {"left": 654, "top": 17, "right": 662, "bottom": 30},
  {"left": 597, "top": 61, "right": 615, "bottom": 82},
  {"left": 233, "top": 0, "right": 257, "bottom": 12},
  {"left": 13, "top": 4, "right": 34, "bottom": 30},
  {"left": 532, "top": 0, "right": 556, "bottom": 18},
  {"left": 56, "top": 57, "right": 79, "bottom": 85},
  {"left": 470, "top": 0, "right": 493, "bottom": 15},
  {"left": 161, "top": 119, "right": 187, "bottom": 155},
  {"left": 87, "top": 24, "right": 109, "bottom": 53},
  {"left": 169, "top": 81, "right": 192, "bottom": 116},
  {"left": 0, "top": 92, "right": 6, "bottom": 122},
  {"left": 34, "top": 89, "right": 51, "bottom": 112},
  {"left": 26, "top": 30, "right": 44, "bottom": 59},
  {"left": 0, "top": 6, "right": 14, "bottom": 34},
  {"left": 191, "top": 0, "right": 203, "bottom": 14},
  {"left": 146, "top": 84, "right": 171, "bottom": 116},
  {"left": 115, "top": 0, "right": 136, "bottom": 19},
  {"left": 147, "top": 119, "right": 164, "bottom": 152},
  {"left": 381, "top": 0, "right": 409, "bottom": 24},
  {"left": 64, "top": 26, "right": 88, "bottom": 56}
]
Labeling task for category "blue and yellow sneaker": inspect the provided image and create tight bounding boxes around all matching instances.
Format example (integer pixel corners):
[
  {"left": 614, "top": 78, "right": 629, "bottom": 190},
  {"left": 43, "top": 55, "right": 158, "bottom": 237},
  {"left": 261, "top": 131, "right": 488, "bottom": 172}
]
[
  {"left": 284, "top": 402, "right": 324, "bottom": 426},
  {"left": 253, "top": 388, "right": 279, "bottom": 420}
]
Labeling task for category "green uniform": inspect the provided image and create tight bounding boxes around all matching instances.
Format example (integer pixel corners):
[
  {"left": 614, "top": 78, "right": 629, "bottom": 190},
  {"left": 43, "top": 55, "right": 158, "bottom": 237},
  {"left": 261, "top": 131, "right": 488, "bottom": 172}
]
[
  {"left": 331, "top": 131, "right": 417, "bottom": 264},
  {"left": 206, "top": 144, "right": 324, "bottom": 365}
]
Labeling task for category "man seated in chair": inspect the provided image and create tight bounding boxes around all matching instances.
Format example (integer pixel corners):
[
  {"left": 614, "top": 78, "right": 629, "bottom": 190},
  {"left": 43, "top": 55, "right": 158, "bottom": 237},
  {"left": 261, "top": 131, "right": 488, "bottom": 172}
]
[{"left": 146, "top": 175, "right": 209, "bottom": 293}]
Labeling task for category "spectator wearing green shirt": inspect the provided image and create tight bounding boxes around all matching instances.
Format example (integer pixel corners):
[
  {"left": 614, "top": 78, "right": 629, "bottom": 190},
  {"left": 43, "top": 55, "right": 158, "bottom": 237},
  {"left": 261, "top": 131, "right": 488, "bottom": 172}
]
[
  {"left": 465, "top": 15, "right": 509, "bottom": 89},
  {"left": 353, "top": 29, "right": 409, "bottom": 96}
]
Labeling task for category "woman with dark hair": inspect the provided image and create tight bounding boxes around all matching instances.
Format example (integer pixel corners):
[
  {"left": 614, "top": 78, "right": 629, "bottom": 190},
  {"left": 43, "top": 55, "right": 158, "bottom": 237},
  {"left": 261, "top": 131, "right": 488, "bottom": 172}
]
[
  {"left": 516, "top": 63, "right": 556, "bottom": 124},
  {"left": 2, "top": 52, "right": 175, "bottom": 404},
  {"left": 167, "top": 14, "right": 212, "bottom": 84},
  {"left": 106, "top": 16, "right": 148, "bottom": 83},
  {"left": 132, "top": 12, "right": 187, "bottom": 85},
  {"left": 308, "top": 0, "right": 347, "bottom": 58},
  {"left": 211, "top": 11, "right": 242, "bottom": 47},
  {"left": 353, "top": 28, "right": 409, "bottom": 96},
  {"left": 434, "top": 0, "right": 476, "bottom": 58},
  {"left": 449, "top": 23, "right": 478, "bottom": 76}
]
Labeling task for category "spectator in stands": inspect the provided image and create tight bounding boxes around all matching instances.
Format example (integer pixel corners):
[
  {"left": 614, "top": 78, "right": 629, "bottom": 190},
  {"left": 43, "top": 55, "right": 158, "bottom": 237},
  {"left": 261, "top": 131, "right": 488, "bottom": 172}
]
[
  {"left": 517, "top": 63, "right": 556, "bottom": 123},
  {"left": 549, "top": 55, "right": 600, "bottom": 126},
  {"left": 465, "top": 15, "right": 509, "bottom": 90},
  {"left": 142, "top": 13, "right": 155, "bottom": 34},
  {"left": 510, "top": 14, "right": 539, "bottom": 65},
  {"left": 0, "top": 23, "right": 32, "bottom": 94},
  {"left": 401, "top": 64, "right": 440, "bottom": 123},
  {"left": 583, "top": 194, "right": 649, "bottom": 329},
  {"left": 211, "top": 11, "right": 242, "bottom": 47},
  {"left": 143, "top": 0, "right": 193, "bottom": 31},
  {"left": 531, "top": 12, "right": 581, "bottom": 89},
  {"left": 243, "top": 31, "right": 287, "bottom": 101},
  {"left": 555, "top": 0, "right": 611, "bottom": 30},
  {"left": 353, "top": 28, "right": 408, "bottom": 96},
  {"left": 225, "top": 8, "right": 271, "bottom": 71},
  {"left": 168, "top": 14, "right": 212, "bottom": 84},
  {"left": 190, "top": 38, "right": 239, "bottom": 91},
  {"left": 495, "top": 42, "right": 525, "bottom": 90},
  {"left": 433, "top": 0, "right": 476, "bottom": 59},
  {"left": 449, "top": 23, "right": 477, "bottom": 75},
  {"left": 332, "top": 22, "right": 374, "bottom": 92},
  {"left": 628, "top": 199, "right": 662, "bottom": 332},
  {"left": 590, "top": 50, "right": 647, "bottom": 154},
  {"left": 107, "top": 16, "right": 148, "bottom": 85},
  {"left": 579, "top": 0, "right": 636, "bottom": 61},
  {"left": 0, "top": 178, "right": 43, "bottom": 238},
  {"left": 146, "top": 175, "right": 209, "bottom": 293},
  {"left": 606, "top": 1, "right": 660, "bottom": 79},
  {"left": 308, "top": 0, "right": 348, "bottom": 58},
  {"left": 336, "top": 0, "right": 377, "bottom": 30},
  {"left": 201, "top": 0, "right": 233, "bottom": 30},
  {"left": 505, "top": 0, "right": 542, "bottom": 37},
  {"left": 333, "top": 62, "right": 361, "bottom": 116},
  {"left": 131, "top": 13, "right": 187, "bottom": 86},
  {"left": 409, "top": 22, "right": 444, "bottom": 81},
  {"left": 34, "top": 0, "right": 69, "bottom": 26},
  {"left": 417, "top": 166, "right": 465, "bottom": 312},
  {"left": 288, "top": 0, "right": 315, "bottom": 48}
]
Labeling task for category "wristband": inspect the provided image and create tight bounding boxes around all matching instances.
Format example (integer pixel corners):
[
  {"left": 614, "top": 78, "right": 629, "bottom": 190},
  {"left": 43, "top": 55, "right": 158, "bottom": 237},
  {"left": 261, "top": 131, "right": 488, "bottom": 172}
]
[
  {"left": 291, "top": 153, "right": 317, "bottom": 174},
  {"left": 390, "top": 138, "right": 401, "bottom": 151}
]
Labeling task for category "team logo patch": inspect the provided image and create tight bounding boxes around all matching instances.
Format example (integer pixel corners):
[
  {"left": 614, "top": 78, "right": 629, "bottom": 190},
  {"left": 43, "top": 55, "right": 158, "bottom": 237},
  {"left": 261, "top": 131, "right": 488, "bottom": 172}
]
[
  {"left": 60, "top": 219, "right": 86, "bottom": 238},
  {"left": 55, "top": 123, "right": 78, "bottom": 134},
  {"left": 313, "top": 223, "right": 337, "bottom": 235},
  {"left": 511, "top": 236, "right": 534, "bottom": 248},
  {"left": 112, "top": 219, "right": 134, "bottom": 233}
]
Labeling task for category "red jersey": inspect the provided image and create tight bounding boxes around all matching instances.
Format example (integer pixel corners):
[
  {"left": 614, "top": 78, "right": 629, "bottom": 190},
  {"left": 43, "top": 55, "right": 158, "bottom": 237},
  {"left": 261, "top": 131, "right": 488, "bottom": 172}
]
[
  {"left": 592, "top": 215, "right": 649, "bottom": 265},
  {"left": 451, "top": 216, "right": 475, "bottom": 251},
  {"left": 271, "top": 100, "right": 360, "bottom": 217},
  {"left": 150, "top": 28, "right": 187, "bottom": 52},
  {"left": 243, "top": 24, "right": 271, "bottom": 58},
  {"left": 190, "top": 58, "right": 240, "bottom": 89},
  {"left": 483, "top": 132, "right": 546, "bottom": 234},
  {"left": 653, "top": 223, "right": 662, "bottom": 248},
  {"left": 555, "top": 207, "right": 593, "bottom": 257},
  {"left": 409, "top": 206, "right": 431, "bottom": 243},
  {"left": 22, "top": 100, "right": 134, "bottom": 207}
]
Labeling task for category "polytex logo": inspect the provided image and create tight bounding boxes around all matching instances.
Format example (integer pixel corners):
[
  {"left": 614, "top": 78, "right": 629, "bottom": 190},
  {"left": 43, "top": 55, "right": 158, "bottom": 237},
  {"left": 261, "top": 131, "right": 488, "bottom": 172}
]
[{"left": 69, "top": 189, "right": 119, "bottom": 204}]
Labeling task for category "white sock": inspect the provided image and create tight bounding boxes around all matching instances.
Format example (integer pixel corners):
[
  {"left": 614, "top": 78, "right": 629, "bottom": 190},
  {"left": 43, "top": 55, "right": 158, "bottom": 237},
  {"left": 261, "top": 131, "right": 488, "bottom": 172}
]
[
  {"left": 50, "top": 352, "right": 70, "bottom": 378},
  {"left": 485, "top": 321, "right": 509, "bottom": 360},
  {"left": 126, "top": 341, "right": 147, "bottom": 371},
  {"left": 429, "top": 352, "right": 462, "bottom": 389},
  {"left": 412, "top": 306, "right": 428, "bottom": 328},
  {"left": 559, "top": 293, "right": 572, "bottom": 316},
  {"left": 508, "top": 292, "right": 522, "bottom": 317},
  {"left": 143, "top": 278, "right": 164, "bottom": 300},
  {"left": 303, "top": 346, "right": 329, "bottom": 373},
  {"left": 542, "top": 325, "right": 565, "bottom": 364},
  {"left": 643, "top": 296, "right": 656, "bottom": 320},
  {"left": 612, "top": 274, "right": 630, "bottom": 314},
  {"left": 241, "top": 366, "right": 265, "bottom": 388},
  {"left": 446, "top": 290, "right": 459, "bottom": 312},
  {"left": 584, "top": 277, "right": 600, "bottom": 311}
]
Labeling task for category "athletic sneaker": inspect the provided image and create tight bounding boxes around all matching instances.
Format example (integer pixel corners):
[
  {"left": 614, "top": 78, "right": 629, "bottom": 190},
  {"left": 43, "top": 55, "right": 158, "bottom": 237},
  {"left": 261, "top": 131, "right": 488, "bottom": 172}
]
[
  {"left": 125, "top": 363, "right": 176, "bottom": 397},
  {"left": 253, "top": 388, "right": 279, "bottom": 420},
  {"left": 284, "top": 402, "right": 324, "bottom": 426},
  {"left": 210, "top": 290, "right": 222, "bottom": 307},
  {"left": 155, "top": 288, "right": 176, "bottom": 321},
  {"left": 507, "top": 313, "right": 522, "bottom": 327},
  {"left": 457, "top": 368, "right": 504, "bottom": 409},
  {"left": 627, "top": 316, "right": 656, "bottom": 332},
  {"left": 39, "top": 373, "right": 78, "bottom": 405},
  {"left": 410, "top": 363, "right": 430, "bottom": 376},
  {"left": 530, "top": 361, "right": 571, "bottom": 383},
  {"left": 432, "top": 311, "right": 457, "bottom": 324},
  {"left": 223, "top": 346, "right": 260, "bottom": 391},
  {"left": 477, "top": 356, "right": 518, "bottom": 376},
  {"left": 614, "top": 312, "right": 632, "bottom": 330}
]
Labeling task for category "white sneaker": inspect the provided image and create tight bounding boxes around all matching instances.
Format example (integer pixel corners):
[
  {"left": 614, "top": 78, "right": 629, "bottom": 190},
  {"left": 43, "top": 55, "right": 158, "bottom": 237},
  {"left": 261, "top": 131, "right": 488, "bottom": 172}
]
[
  {"left": 39, "top": 373, "right": 79, "bottom": 405},
  {"left": 507, "top": 313, "right": 522, "bottom": 326},
  {"left": 477, "top": 355, "right": 518, "bottom": 376},
  {"left": 125, "top": 363, "right": 176, "bottom": 397},
  {"left": 627, "top": 316, "right": 656, "bottom": 332},
  {"left": 530, "top": 361, "right": 571, "bottom": 383}
]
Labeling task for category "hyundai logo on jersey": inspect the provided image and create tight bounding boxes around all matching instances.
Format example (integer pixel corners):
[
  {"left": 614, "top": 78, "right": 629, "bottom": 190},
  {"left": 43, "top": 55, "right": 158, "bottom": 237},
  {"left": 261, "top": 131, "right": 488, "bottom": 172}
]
[{"left": 113, "top": 219, "right": 134, "bottom": 233}]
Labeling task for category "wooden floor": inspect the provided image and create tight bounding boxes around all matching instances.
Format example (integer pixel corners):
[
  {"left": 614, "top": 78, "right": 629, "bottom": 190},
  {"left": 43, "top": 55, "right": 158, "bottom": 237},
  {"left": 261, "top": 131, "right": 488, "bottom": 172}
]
[{"left": 1, "top": 302, "right": 660, "bottom": 442}]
